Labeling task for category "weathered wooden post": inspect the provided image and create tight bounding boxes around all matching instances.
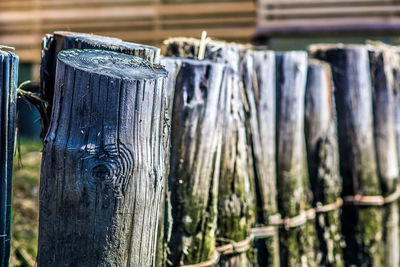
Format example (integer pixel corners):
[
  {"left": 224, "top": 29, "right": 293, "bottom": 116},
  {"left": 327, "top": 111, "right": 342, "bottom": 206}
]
[
  {"left": 0, "top": 49, "right": 18, "bottom": 267},
  {"left": 38, "top": 49, "right": 168, "bottom": 266},
  {"left": 368, "top": 43, "right": 400, "bottom": 267},
  {"left": 40, "top": 31, "right": 160, "bottom": 138},
  {"left": 160, "top": 58, "right": 225, "bottom": 266},
  {"left": 275, "top": 51, "right": 317, "bottom": 267},
  {"left": 244, "top": 50, "right": 280, "bottom": 267},
  {"left": 311, "top": 44, "right": 383, "bottom": 266},
  {"left": 304, "top": 60, "right": 343, "bottom": 267},
  {"left": 154, "top": 58, "right": 181, "bottom": 267},
  {"left": 392, "top": 47, "right": 400, "bottom": 259},
  {"left": 164, "top": 38, "right": 256, "bottom": 267},
  {"left": 217, "top": 57, "right": 255, "bottom": 267},
  {"left": 394, "top": 52, "right": 400, "bottom": 180}
]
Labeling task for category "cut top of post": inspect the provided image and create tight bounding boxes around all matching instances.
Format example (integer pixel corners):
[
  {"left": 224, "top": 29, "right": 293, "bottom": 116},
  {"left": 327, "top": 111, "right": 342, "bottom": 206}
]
[
  {"left": 54, "top": 31, "right": 122, "bottom": 44},
  {"left": 57, "top": 49, "right": 168, "bottom": 80},
  {"left": 54, "top": 31, "right": 160, "bottom": 61},
  {"left": 309, "top": 43, "right": 367, "bottom": 54},
  {"left": 163, "top": 37, "right": 249, "bottom": 70}
]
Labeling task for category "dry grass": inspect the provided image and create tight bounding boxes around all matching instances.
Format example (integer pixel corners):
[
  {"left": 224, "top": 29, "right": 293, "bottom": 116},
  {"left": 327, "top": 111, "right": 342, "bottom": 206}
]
[{"left": 10, "top": 138, "right": 41, "bottom": 267}]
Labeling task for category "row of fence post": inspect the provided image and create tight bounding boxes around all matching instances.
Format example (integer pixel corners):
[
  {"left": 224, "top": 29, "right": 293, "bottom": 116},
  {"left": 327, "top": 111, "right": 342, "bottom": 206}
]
[
  {"left": 161, "top": 40, "right": 400, "bottom": 266},
  {"left": 2, "top": 32, "right": 400, "bottom": 267}
]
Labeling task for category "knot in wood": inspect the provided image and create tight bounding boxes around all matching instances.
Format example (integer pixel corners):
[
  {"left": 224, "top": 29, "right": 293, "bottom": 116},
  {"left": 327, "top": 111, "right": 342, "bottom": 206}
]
[
  {"left": 92, "top": 163, "right": 112, "bottom": 182},
  {"left": 81, "top": 143, "right": 134, "bottom": 200}
]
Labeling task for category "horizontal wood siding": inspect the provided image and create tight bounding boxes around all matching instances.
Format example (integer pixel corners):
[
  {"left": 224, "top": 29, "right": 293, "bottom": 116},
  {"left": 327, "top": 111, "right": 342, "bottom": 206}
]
[
  {"left": 0, "top": 0, "right": 255, "bottom": 63},
  {"left": 256, "top": 0, "right": 400, "bottom": 36}
]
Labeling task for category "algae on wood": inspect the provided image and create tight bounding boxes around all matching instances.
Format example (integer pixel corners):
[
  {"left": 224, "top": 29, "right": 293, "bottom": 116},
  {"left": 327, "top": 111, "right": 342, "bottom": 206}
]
[
  {"left": 245, "top": 50, "right": 280, "bottom": 267},
  {"left": 164, "top": 38, "right": 256, "bottom": 267},
  {"left": 275, "top": 51, "right": 317, "bottom": 267},
  {"left": 38, "top": 49, "right": 168, "bottom": 266},
  {"left": 217, "top": 66, "right": 255, "bottom": 267},
  {"left": 0, "top": 49, "right": 18, "bottom": 267},
  {"left": 368, "top": 43, "right": 400, "bottom": 267},
  {"left": 304, "top": 59, "right": 344, "bottom": 267},
  {"left": 155, "top": 57, "right": 183, "bottom": 267},
  {"left": 311, "top": 44, "right": 383, "bottom": 267},
  {"left": 392, "top": 48, "right": 400, "bottom": 266},
  {"left": 162, "top": 58, "right": 225, "bottom": 266}
]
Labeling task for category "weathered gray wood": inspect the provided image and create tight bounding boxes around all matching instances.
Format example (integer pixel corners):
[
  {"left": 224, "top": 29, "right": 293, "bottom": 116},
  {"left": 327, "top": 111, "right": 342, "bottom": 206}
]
[
  {"left": 155, "top": 57, "right": 182, "bottom": 267},
  {"left": 304, "top": 59, "right": 343, "bottom": 267},
  {"left": 38, "top": 49, "right": 168, "bottom": 266},
  {"left": 394, "top": 58, "right": 400, "bottom": 181},
  {"left": 392, "top": 48, "right": 400, "bottom": 264},
  {"left": 40, "top": 31, "right": 160, "bottom": 139},
  {"left": 311, "top": 44, "right": 383, "bottom": 266},
  {"left": 164, "top": 38, "right": 244, "bottom": 73},
  {"left": 0, "top": 49, "right": 18, "bottom": 267},
  {"left": 164, "top": 38, "right": 256, "bottom": 266},
  {"left": 275, "top": 51, "right": 317, "bottom": 267},
  {"left": 368, "top": 43, "right": 400, "bottom": 267},
  {"left": 217, "top": 64, "right": 255, "bottom": 267},
  {"left": 160, "top": 58, "right": 225, "bottom": 266},
  {"left": 244, "top": 50, "right": 280, "bottom": 267}
]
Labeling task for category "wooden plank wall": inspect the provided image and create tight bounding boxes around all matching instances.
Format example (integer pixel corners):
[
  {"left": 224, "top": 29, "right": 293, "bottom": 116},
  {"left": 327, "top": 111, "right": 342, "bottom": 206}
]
[
  {"left": 256, "top": 0, "right": 400, "bottom": 36},
  {"left": 0, "top": 0, "right": 256, "bottom": 63}
]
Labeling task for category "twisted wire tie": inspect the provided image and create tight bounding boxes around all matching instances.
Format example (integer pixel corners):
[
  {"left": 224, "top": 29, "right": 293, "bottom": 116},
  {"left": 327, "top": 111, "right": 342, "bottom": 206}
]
[
  {"left": 343, "top": 184, "right": 400, "bottom": 206},
  {"left": 181, "top": 197, "right": 344, "bottom": 267}
]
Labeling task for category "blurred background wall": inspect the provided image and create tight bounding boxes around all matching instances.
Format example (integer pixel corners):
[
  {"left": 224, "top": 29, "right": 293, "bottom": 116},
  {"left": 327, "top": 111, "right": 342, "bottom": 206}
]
[{"left": 2, "top": 0, "right": 400, "bottom": 137}]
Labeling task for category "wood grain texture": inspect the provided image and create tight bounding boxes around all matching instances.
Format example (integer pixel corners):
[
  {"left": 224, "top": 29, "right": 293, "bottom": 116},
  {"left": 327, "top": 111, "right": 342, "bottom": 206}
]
[
  {"left": 161, "top": 58, "right": 225, "bottom": 266},
  {"left": 275, "top": 51, "right": 317, "bottom": 267},
  {"left": 311, "top": 44, "right": 383, "bottom": 267},
  {"left": 304, "top": 59, "right": 343, "bottom": 267},
  {"left": 0, "top": 50, "right": 18, "bottom": 267},
  {"left": 155, "top": 57, "right": 181, "bottom": 267},
  {"left": 40, "top": 31, "right": 160, "bottom": 139},
  {"left": 245, "top": 50, "right": 280, "bottom": 267},
  {"left": 394, "top": 57, "right": 400, "bottom": 183},
  {"left": 217, "top": 63, "right": 255, "bottom": 267},
  {"left": 163, "top": 38, "right": 246, "bottom": 73},
  {"left": 38, "top": 49, "right": 168, "bottom": 266},
  {"left": 164, "top": 39, "right": 256, "bottom": 267},
  {"left": 392, "top": 49, "right": 400, "bottom": 265},
  {"left": 368, "top": 44, "right": 400, "bottom": 267}
]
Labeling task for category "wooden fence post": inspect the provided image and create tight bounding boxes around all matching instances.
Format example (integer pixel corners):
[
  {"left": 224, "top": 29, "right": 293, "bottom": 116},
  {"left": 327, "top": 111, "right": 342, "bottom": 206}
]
[
  {"left": 304, "top": 59, "right": 343, "bottom": 266},
  {"left": 394, "top": 50, "right": 400, "bottom": 172},
  {"left": 154, "top": 58, "right": 182, "bottom": 267},
  {"left": 392, "top": 48, "right": 400, "bottom": 260},
  {"left": 311, "top": 44, "right": 383, "bottom": 266},
  {"left": 244, "top": 50, "right": 280, "bottom": 267},
  {"left": 368, "top": 43, "right": 400, "bottom": 267},
  {"left": 164, "top": 38, "right": 256, "bottom": 266},
  {"left": 217, "top": 54, "right": 255, "bottom": 267},
  {"left": 275, "top": 51, "right": 317, "bottom": 267},
  {"left": 160, "top": 58, "right": 225, "bottom": 266},
  {"left": 0, "top": 49, "right": 18, "bottom": 267},
  {"left": 40, "top": 31, "right": 160, "bottom": 139},
  {"left": 37, "top": 49, "right": 168, "bottom": 266}
]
